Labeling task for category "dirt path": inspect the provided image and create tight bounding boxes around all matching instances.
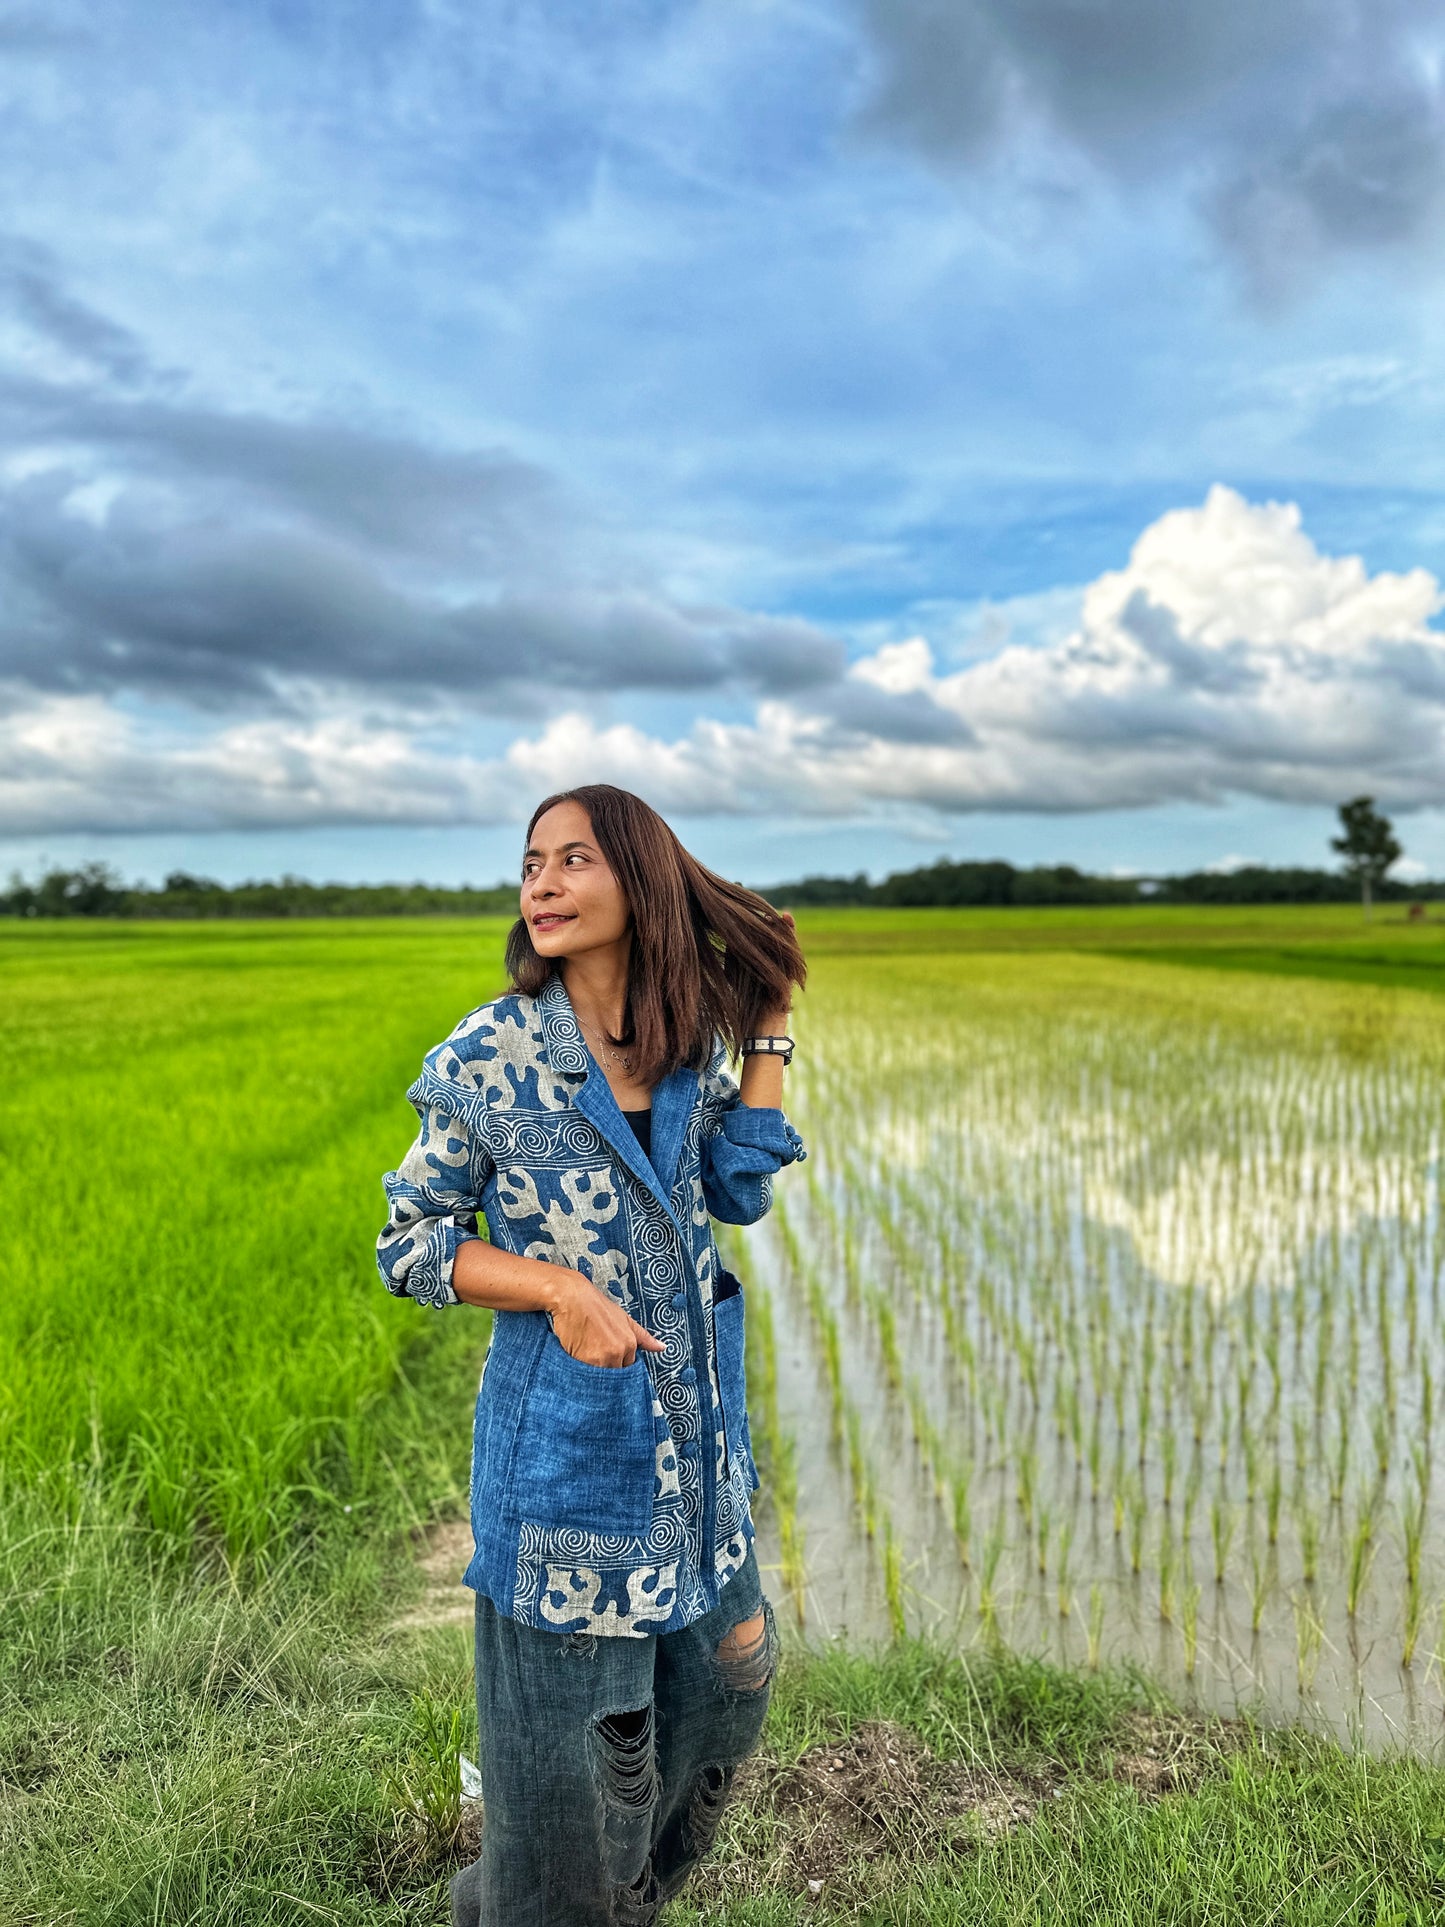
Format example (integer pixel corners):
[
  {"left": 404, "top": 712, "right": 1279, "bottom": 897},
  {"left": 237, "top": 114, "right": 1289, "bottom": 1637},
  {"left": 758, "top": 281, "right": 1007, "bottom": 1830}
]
[{"left": 392, "top": 1520, "right": 476, "bottom": 1632}]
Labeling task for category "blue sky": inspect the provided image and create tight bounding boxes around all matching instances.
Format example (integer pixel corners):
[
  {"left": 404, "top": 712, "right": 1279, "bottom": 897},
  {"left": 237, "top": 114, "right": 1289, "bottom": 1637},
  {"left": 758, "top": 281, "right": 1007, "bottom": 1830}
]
[{"left": 4, "top": 0, "right": 1445, "bottom": 887}]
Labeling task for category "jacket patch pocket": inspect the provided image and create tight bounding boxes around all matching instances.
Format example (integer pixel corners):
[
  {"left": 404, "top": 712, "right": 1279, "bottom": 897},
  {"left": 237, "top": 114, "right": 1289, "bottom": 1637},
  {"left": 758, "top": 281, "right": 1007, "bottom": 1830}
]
[
  {"left": 712, "top": 1284, "right": 757, "bottom": 1492},
  {"left": 507, "top": 1334, "right": 658, "bottom": 1538}
]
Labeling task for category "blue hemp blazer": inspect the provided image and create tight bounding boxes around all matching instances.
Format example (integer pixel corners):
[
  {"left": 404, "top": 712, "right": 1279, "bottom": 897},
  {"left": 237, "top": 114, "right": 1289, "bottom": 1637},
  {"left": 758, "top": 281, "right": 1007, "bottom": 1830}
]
[{"left": 376, "top": 971, "right": 807, "bottom": 1638}]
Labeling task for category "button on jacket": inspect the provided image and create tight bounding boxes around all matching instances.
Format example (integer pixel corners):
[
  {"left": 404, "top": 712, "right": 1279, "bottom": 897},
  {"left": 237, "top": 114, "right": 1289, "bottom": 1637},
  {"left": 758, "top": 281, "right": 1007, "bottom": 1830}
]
[{"left": 376, "top": 972, "right": 806, "bottom": 1638}]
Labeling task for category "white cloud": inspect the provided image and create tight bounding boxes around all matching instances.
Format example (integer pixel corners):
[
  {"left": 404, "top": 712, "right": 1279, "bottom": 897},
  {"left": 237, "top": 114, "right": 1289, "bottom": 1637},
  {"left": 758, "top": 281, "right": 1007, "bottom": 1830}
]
[
  {"left": 6, "top": 486, "right": 1445, "bottom": 835},
  {"left": 848, "top": 636, "right": 935, "bottom": 694}
]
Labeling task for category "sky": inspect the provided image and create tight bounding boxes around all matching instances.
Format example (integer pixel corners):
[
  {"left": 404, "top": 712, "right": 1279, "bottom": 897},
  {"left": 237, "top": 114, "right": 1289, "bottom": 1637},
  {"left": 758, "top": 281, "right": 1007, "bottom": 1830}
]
[{"left": 4, "top": 0, "right": 1445, "bottom": 889}]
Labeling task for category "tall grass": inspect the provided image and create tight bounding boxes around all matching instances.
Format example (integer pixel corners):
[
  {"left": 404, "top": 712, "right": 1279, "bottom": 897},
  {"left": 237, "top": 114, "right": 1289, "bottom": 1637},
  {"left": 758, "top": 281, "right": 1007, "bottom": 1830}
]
[{"left": 0, "top": 919, "right": 506, "bottom": 1557}]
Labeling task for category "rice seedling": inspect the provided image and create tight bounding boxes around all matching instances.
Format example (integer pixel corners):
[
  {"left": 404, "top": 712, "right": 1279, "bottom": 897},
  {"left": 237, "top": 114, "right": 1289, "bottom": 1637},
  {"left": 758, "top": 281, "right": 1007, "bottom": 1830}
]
[
  {"left": 741, "top": 1280, "right": 807, "bottom": 1619},
  {"left": 1087, "top": 1581, "right": 1105, "bottom": 1669},
  {"left": 1329, "top": 1397, "right": 1351, "bottom": 1506},
  {"left": 976, "top": 1513, "right": 1007, "bottom": 1642},
  {"left": 1210, "top": 1497, "right": 1235, "bottom": 1586},
  {"left": 1127, "top": 1483, "right": 1146, "bottom": 1576},
  {"left": 1402, "top": 1480, "right": 1427, "bottom": 1593},
  {"left": 948, "top": 1459, "right": 973, "bottom": 1564},
  {"left": 1157, "top": 1517, "right": 1176, "bottom": 1624},
  {"left": 870, "top": 1287, "right": 903, "bottom": 1393},
  {"left": 1346, "top": 1513, "right": 1376, "bottom": 1620},
  {"left": 1403, "top": 1571, "right": 1426, "bottom": 1668},
  {"left": 1015, "top": 1446, "right": 1037, "bottom": 1532},
  {"left": 1182, "top": 1575, "right": 1203, "bottom": 1678},
  {"left": 1249, "top": 1542, "right": 1271, "bottom": 1634},
  {"left": 882, "top": 1517, "right": 907, "bottom": 1639},
  {"left": 1266, "top": 1466, "right": 1283, "bottom": 1548},
  {"left": 1371, "top": 1400, "right": 1393, "bottom": 1480},
  {"left": 775, "top": 1435, "right": 808, "bottom": 1622},
  {"left": 1422, "top": 1360, "right": 1435, "bottom": 1448},
  {"left": 1295, "top": 1499, "right": 1320, "bottom": 1587},
  {"left": 1056, "top": 1519, "right": 1074, "bottom": 1617},
  {"left": 1242, "top": 1427, "right": 1260, "bottom": 1505},
  {"left": 1292, "top": 1588, "right": 1325, "bottom": 1695},
  {"left": 843, "top": 1402, "right": 878, "bottom": 1540},
  {"left": 1290, "top": 1411, "right": 1309, "bottom": 1500}
]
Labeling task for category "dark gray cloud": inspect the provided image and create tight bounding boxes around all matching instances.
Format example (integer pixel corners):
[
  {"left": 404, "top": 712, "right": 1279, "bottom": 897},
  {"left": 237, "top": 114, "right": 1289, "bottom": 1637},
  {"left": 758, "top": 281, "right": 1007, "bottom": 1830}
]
[
  {"left": 0, "top": 263, "right": 852, "bottom": 713},
  {"left": 813, "top": 678, "right": 978, "bottom": 746},
  {"left": 0, "top": 468, "right": 852, "bottom": 709},
  {"left": 856, "top": 0, "right": 1445, "bottom": 296},
  {"left": 1116, "top": 590, "right": 1260, "bottom": 694}
]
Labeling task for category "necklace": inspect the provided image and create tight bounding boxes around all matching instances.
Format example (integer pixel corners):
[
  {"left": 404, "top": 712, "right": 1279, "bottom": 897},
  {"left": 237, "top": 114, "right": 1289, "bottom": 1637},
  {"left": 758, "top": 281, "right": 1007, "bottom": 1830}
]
[{"left": 577, "top": 1015, "right": 634, "bottom": 1074}]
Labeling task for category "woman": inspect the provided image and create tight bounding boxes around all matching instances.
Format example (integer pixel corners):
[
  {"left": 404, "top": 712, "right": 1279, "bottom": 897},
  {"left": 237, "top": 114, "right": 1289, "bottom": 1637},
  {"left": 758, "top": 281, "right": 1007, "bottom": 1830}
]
[{"left": 376, "top": 783, "right": 808, "bottom": 1927}]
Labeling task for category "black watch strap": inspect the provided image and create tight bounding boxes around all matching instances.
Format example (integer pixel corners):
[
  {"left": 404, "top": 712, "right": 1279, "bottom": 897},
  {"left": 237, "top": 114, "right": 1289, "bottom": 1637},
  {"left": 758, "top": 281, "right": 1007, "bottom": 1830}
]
[{"left": 741, "top": 1034, "right": 795, "bottom": 1063}]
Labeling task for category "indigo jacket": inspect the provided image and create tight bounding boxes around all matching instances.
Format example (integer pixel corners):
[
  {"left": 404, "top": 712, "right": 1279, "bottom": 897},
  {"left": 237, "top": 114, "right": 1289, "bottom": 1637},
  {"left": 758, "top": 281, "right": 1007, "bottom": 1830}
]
[{"left": 376, "top": 972, "right": 806, "bottom": 1637}]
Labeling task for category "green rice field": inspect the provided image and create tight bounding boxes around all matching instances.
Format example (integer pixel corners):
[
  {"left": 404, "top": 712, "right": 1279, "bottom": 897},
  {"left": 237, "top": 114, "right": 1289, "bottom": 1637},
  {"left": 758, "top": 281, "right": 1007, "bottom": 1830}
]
[{"left": 5, "top": 905, "right": 1445, "bottom": 1922}]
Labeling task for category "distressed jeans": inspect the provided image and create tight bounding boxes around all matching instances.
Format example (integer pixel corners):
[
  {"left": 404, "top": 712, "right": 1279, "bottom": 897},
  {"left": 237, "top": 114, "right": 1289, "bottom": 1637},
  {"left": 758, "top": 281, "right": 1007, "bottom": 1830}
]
[{"left": 449, "top": 1545, "right": 778, "bottom": 1927}]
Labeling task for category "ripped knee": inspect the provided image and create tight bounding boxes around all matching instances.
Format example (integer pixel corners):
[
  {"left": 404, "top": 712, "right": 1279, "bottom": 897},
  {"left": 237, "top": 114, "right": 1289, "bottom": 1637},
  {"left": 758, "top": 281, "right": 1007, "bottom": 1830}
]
[
  {"left": 685, "top": 1760, "right": 732, "bottom": 1858},
  {"left": 591, "top": 1701, "right": 658, "bottom": 1811},
  {"left": 711, "top": 1597, "right": 778, "bottom": 1695}
]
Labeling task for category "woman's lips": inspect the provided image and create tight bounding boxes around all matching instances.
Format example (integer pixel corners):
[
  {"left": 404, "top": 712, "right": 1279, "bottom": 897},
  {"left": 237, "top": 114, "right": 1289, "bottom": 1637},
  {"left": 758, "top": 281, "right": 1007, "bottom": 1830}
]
[{"left": 531, "top": 913, "right": 575, "bottom": 932}]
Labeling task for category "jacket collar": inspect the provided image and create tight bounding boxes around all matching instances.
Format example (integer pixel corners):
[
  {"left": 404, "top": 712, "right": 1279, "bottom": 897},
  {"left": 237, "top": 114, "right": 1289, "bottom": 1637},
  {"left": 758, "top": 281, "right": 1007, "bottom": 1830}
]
[{"left": 534, "top": 972, "right": 699, "bottom": 1233}]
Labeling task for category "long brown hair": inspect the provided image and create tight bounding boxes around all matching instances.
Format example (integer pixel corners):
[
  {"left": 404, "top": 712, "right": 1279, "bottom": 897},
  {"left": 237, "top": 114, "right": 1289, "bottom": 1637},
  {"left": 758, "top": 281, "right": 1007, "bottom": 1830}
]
[{"left": 505, "top": 784, "right": 806, "bottom": 1087}]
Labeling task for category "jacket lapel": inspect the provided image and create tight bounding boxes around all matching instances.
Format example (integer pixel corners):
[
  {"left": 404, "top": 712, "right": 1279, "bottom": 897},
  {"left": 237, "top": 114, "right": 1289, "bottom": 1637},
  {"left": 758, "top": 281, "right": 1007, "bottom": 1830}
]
[
  {"left": 649, "top": 1063, "right": 700, "bottom": 1203},
  {"left": 534, "top": 973, "right": 694, "bottom": 1236}
]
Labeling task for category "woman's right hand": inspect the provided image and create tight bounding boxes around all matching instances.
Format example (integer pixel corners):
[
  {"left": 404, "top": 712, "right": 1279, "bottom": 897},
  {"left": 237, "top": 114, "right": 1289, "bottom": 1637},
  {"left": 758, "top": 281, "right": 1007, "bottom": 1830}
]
[{"left": 550, "top": 1272, "right": 666, "bottom": 1367}]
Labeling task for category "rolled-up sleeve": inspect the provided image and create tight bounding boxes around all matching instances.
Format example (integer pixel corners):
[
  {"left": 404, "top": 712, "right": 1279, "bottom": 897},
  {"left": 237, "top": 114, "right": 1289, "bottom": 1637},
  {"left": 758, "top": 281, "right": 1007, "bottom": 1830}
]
[
  {"left": 376, "top": 1062, "right": 494, "bottom": 1309},
  {"left": 700, "top": 1098, "right": 807, "bottom": 1227}
]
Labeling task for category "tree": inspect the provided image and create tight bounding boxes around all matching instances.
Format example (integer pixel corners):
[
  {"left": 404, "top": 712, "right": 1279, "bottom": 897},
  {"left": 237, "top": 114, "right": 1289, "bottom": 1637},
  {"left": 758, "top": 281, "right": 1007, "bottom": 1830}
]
[{"left": 1331, "top": 797, "right": 1402, "bottom": 921}]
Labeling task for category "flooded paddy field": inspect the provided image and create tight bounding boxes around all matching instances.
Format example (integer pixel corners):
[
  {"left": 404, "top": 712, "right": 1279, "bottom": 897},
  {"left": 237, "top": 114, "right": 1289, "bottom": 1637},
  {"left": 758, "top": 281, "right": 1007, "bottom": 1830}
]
[{"left": 737, "top": 926, "right": 1445, "bottom": 1754}]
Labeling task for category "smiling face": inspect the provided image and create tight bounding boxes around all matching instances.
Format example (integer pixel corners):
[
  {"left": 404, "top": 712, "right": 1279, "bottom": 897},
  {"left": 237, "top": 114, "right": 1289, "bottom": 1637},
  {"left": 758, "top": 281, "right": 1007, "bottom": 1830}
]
[{"left": 520, "top": 799, "right": 632, "bottom": 963}]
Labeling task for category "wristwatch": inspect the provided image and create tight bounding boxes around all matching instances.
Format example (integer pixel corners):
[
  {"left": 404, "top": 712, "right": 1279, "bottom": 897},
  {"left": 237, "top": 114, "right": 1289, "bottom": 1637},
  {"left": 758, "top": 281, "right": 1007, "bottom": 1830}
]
[{"left": 742, "top": 1034, "right": 795, "bottom": 1065}]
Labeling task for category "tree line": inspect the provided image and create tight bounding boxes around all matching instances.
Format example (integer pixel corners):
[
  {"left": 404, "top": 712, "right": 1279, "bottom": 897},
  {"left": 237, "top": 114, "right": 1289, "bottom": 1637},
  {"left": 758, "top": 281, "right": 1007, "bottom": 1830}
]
[
  {"left": 0, "top": 865, "right": 519, "bottom": 919},
  {"left": 757, "top": 863, "right": 1443, "bottom": 908},
  {"left": 762, "top": 800, "right": 1425, "bottom": 912},
  {"left": 2, "top": 799, "right": 1428, "bottom": 919}
]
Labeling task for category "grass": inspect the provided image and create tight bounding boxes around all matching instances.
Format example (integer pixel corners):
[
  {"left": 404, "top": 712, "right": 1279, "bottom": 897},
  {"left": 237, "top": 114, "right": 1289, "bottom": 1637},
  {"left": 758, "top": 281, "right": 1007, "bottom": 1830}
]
[
  {"left": 785, "top": 900, "right": 1445, "bottom": 966},
  {"left": 10, "top": 1522, "right": 1445, "bottom": 1927},
  {"left": 0, "top": 916, "right": 512, "bottom": 1547},
  {"left": 674, "top": 1640, "right": 1445, "bottom": 1924},
  {"left": 0, "top": 1416, "right": 476, "bottom": 1925},
  {"left": 5, "top": 908, "right": 1445, "bottom": 1922}
]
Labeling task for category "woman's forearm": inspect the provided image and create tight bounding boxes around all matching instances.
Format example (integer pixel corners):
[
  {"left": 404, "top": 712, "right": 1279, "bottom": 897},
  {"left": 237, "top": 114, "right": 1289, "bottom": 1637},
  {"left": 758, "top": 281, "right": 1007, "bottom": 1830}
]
[
  {"left": 451, "top": 1237, "right": 582, "bottom": 1315},
  {"left": 737, "top": 1006, "right": 791, "bottom": 1109},
  {"left": 452, "top": 1233, "right": 664, "bottom": 1365}
]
